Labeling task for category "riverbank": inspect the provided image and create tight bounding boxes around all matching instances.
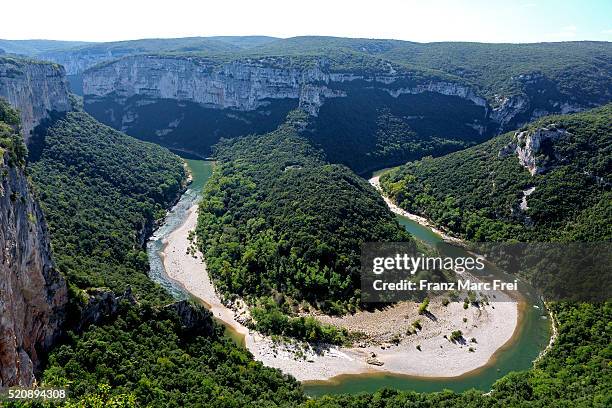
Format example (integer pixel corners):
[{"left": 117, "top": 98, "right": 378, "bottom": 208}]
[
  {"left": 369, "top": 175, "right": 463, "bottom": 245},
  {"left": 160, "top": 184, "right": 519, "bottom": 382},
  {"left": 160, "top": 203, "right": 369, "bottom": 380}
]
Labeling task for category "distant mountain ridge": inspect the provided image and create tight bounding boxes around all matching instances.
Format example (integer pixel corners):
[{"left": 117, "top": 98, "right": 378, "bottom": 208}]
[
  {"left": 1, "top": 36, "right": 280, "bottom": 73},
  {"left": 71, "top": 38, "right": 611, "bottom": 173},
  {"left": 4, "top": 36, "right": 608, "bottom": 174},
  {"left": 0, "top": 39, "right": 93, "bottom": 55}
]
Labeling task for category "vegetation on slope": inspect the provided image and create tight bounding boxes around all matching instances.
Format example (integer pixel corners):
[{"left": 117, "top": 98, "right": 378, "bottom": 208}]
[
  {"left": 29, "top": 111, "right": 185, "bottom": 304},
  {"left": 0, "top": 98, "right": 27, "bottom": 166},
  {"left": 351, "top": 106, "right": 612, "bottom": 405},
  {"left": 195, "top": 111, "right": 411, "bottom": 339},
  {"left": 16, "top": 97, "right": 607, "bottom": 408},
  {"left": 197, "top": 111, "right": 412, "bottom": 309},
  {"left": 381, "top": 105, "right": 612, "bottom": 242},
  {"left": 251, "top": 37, "right": 612, "bottom": 105},
  {"left": 310, "top": 90, "right": 482, "bottom": 173},
  {"left": 38, "top": 301, "right": 610, "bottom": 406},
  {"left": 41, "top": 303, "right": 305, "bottom": 407},
  {"left": 8, "top": 103, "right": 307, "bottom": 407}
]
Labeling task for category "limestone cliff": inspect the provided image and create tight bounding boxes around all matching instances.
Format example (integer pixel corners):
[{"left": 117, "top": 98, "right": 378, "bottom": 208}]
[
  {"left": 83, "top": 55, "right": 485, "bottom": 117},
  {"left": 0, "top": 57, "right": 71, "bottom": 142},
  {"left": 83, "top": 54, "right": 592, "bottom": 131},
  {"left": 0, "top": 151, "right": 67, "bottom": 388},
  {"left": 499, "top": 124, "right": 570, "bottom": 175}
]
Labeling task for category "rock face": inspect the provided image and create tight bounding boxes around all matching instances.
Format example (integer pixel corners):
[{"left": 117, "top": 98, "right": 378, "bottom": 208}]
[
  {"left": 0, "top": 152, "right": 67, "bottom": 388},
  {"left": 74, "top": 288, "right": 136, "bottom": 333},
  {"left": 499, "top": 125, "right": 569, "bottom": 175},
  {"left": 40, "top": 50, "right": 128, "bottom": 76},
  {"left": 162, "top": 300, "right": 215, "bottom": 335},
  {"left": 490, "top": 95, "right": 529, "bottom": 130},
  {"left": 0, "top": 58, "right": 71, "bottom": 142},
  {"left": 83, "top": 55, "right": 485, "bottom": 117}
]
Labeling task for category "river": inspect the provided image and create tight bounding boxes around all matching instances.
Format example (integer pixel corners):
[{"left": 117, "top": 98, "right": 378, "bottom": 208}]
[
  {"left": 147, "top": 159, "right": 551, "bottom": 396},
  {"left": 303, "top": 213, "right": 551, "bottom": 395}
]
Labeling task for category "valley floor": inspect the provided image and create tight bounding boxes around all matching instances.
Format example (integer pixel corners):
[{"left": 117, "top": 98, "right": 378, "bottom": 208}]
[{"left": 161, "top": 196, "right": 519, "bottom": 382}]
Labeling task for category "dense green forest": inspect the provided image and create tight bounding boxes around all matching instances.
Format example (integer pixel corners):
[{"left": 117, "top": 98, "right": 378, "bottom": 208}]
[
  {"left": 2, "top": 48, "right": 608, "bottom": 404},
  {"left": 4, "top": 102, "right": 309, "bottom": 406},
  {"left": 195, "top": 110, "right": 412, "bottom": 319},
  {"left": 6, "top": 102, "right": 606, "bottom": 408},
  {"left": 309, "top": 88, "right": 483, "bottom": 173},
  {"left": 27, "top": 109, "right": 608, "bottom": 406},
  {"left": 28, "top": 111, "right": 185, "bottom": 304},
  {"left": 35, "top": 300, "right": 611, "bottom": 407},
  {"left": 39, "top": 302, "right": 305, "bottom": 407},
  {"left": 380, "top": 105, "right": 612, "bottom": 242}
]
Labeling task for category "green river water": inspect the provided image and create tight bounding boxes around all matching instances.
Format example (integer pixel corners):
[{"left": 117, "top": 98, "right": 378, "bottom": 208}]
[
  {"left": 149, "top": 160, "right": 551, "bottom": 396},
  {"left": 303, "top": 214, "right": 551, "bottom": 396}
]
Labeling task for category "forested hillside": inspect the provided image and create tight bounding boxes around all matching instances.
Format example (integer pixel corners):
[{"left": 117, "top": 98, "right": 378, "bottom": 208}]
[
  {"left": 29, "top": 110, "right": 610, "bottom": 406},
  {"left": 29, "top": 111, "right": 185, "bottom": 303},
  {"left": 39, "top": 301, "right": 610, "bottom": 406},
  {"left": 1, "top": 38, "right": 608, "bottom": 407},
  {"left": 42, "top": 303, "right": 305, "bottom": 407},
  {"left": 196, "top": 111, "right": 412, "bottom": 318},
  {"left": 253, "top": 38, "right": 612, "bottom": 105},
  {"left": 365, "top": 105, "right": 611, "bottom": 407},
  {"left": 381, "top": 105, "right": 612, "bottom": 242},
  {"left": 0, "top": 98, "right": 27, "bottom": 165},
  {"left": 14, "top": 101, "right": 308, "bottom": 406}
]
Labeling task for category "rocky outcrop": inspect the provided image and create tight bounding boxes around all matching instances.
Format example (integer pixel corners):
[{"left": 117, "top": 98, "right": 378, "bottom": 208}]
[
  {"left": 491, "top": 95, "right": 529, "bottom": 129},
  {"left": 83, "top": 55, "right": 486, "bottom": 117},
  {"left": 163, "top": 300, "right": 215, "bottom": 335},
  {"left": 499, "top": 125, "right": 569, "bottom": 175},
  {"left": 0, "top": 152, "right": 67, "bottom": 388},
  {"left": 83, "top": 55, "right": 594, "bottom": 131},
  {"left": 383, "top": 81, "right": 487, "bottom": 107},
  {"left": 74, "top": 288, "right": 136, "bottom": 333},
  {"left": 0, "top": 58, "right": 71, "bottom": 142}
]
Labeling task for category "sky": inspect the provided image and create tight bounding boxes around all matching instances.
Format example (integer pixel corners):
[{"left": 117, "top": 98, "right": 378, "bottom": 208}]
[{"left": 2, "top": 0, "right": 611, "bottom": 43}]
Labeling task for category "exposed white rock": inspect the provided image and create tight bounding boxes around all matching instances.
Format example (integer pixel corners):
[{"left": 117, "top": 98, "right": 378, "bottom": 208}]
[
  {"left": 382, "top": 81, "right": 487, "bottom": 107},
  {"left": 0, "top": 151, "right": 67, "bottom": 388},
  {"left": 499, "top": 125, "right": 569, "bottom": 175},
  {"left": 0, "top": 59, "right": 71, "bottom": 142},
  {"left": 490, "top": 95, "right": 529, "bottom": 129},
  {"left": 559, "top": 102, "right": 584, "bottom": 114},
  {"left": 466, "top": 122, "right": 486, "bottom": 135},
  {"left": 520, "top": 186, "right": 536, "bottom": 211},
  {"left": 83, "top": 55, "right": 488, "bottom": 117}
]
